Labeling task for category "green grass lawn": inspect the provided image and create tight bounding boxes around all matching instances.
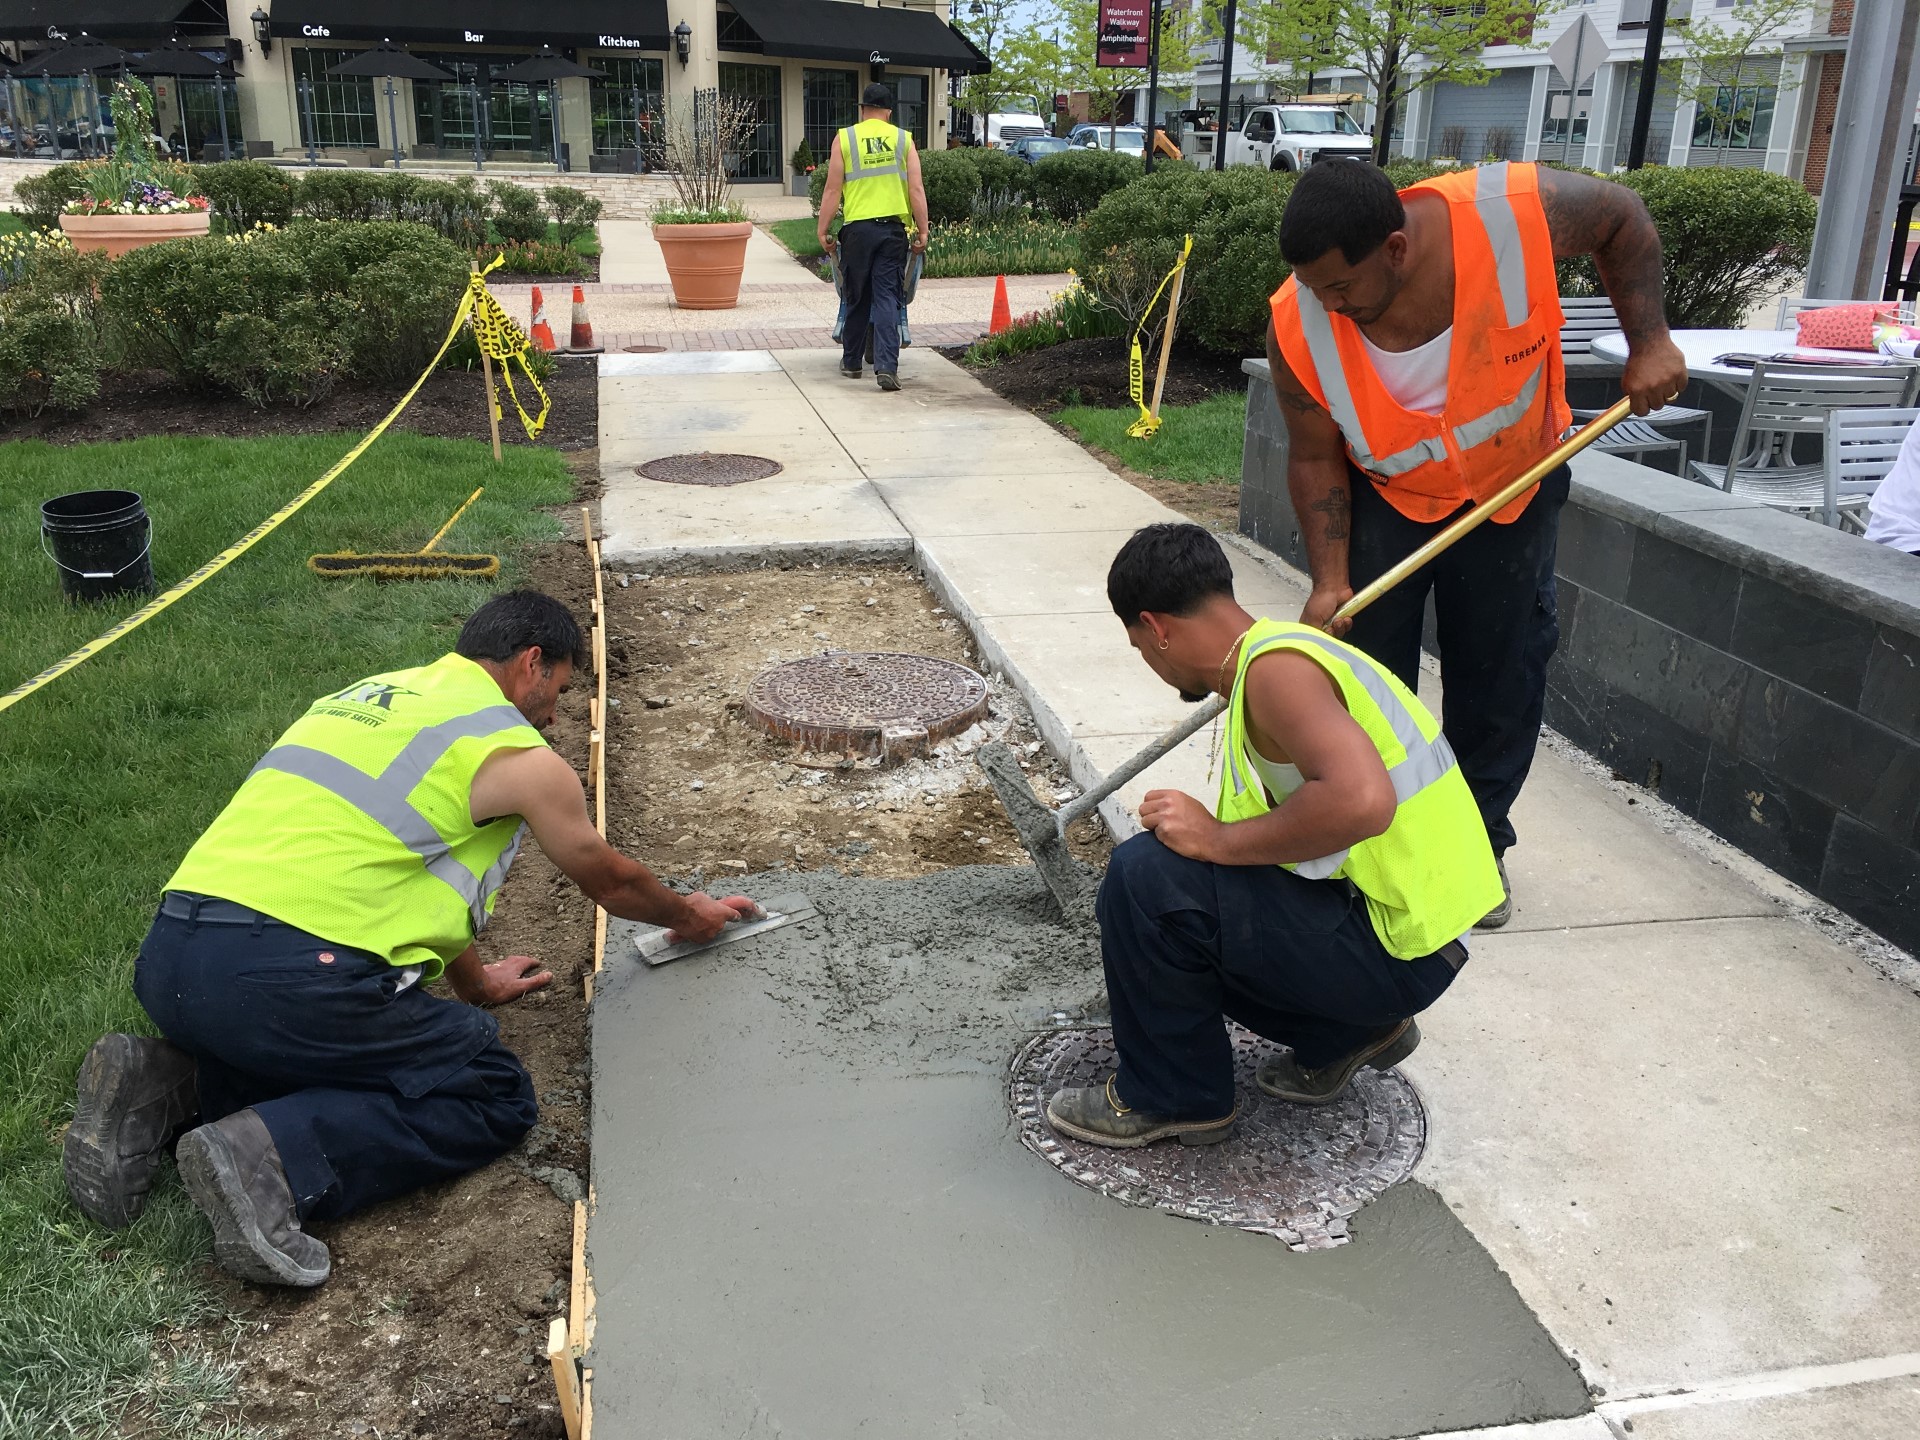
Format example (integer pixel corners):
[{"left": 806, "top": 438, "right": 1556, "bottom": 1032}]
[
  {"left": 0, "top": 433, "right": 570, "bottom": 1436},
  {"left": 767, "top": 216, "right": 824, "bottom": 258},
  {"left": 1055, "top": 391, "right": 1247, "bottom": 485},
  {"left": 0, "top": 211, "right": 24, "bottom": 235}
]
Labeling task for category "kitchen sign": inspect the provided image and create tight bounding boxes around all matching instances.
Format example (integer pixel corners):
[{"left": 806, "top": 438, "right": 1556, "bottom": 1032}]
[{"left": 1095, "top": 0, "right": 1151, "bottom": 68}]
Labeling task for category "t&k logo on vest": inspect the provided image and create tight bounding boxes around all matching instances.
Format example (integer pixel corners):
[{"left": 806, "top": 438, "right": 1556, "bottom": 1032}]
[{"left": 328, "top": 681, "right": 417, "bottom": 711}]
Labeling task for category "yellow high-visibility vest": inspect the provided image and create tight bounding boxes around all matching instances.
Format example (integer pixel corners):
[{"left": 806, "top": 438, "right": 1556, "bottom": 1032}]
[
  {"left": 1215, "top": 617, "right": 1502, "bottom": 957},
  {"left": 838, "top": 118, "right": 912, "bottom": 223},
  {"left": 166, "top": 653, "right": 546, "bottom": 978}
]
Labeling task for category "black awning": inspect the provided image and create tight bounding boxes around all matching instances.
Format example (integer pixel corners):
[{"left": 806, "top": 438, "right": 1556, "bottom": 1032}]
[
  {"left": 0, "top": 0, "right": 227, "bottom": 41},
  {"left": 724, "top": 0, "right": 988, "bottom": 74},
  {"left": 267, "top": 0, "right": 669, "bottom": 51}
]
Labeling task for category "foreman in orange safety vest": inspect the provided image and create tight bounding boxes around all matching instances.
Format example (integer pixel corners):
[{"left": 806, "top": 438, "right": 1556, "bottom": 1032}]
[{"left": 1263, "top": 158, "right": 1685, "bottom": 931}]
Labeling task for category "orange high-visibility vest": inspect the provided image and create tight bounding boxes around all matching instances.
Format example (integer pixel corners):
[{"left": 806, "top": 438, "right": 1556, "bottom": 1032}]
[{"left": 1269, "top": 161, "right": 1570, "bottom": 524}]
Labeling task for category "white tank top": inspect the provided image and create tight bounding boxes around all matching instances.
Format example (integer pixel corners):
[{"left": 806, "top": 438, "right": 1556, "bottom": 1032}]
[
  {"left": 1247, "top": 747, "right": 1304, "bottom": 805},
  {"left": 1360, "top": 326, "right": 1452, "bottom": 416}
]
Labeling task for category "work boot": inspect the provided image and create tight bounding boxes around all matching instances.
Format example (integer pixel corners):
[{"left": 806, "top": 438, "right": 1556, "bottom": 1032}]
[
  {"left": 1045, "top": 1074, "right": 1235, "bottom": 1149},
  {"left": 64, "top": 1033, "right": 200, "bottom": 1229},
  {"left": 175, "top": 1109, "right": 331, "bottom": 1288},
  {"left": 840, "top": 362, "right": 863, "bottom": 379},
  {"left": 876, "top": 371, "right": 901, "bottom": 392},
  {"left": 1476, "top": 856, "right": 1513, "bottom": 930},
  {"left": 1255, "top": 1019, "right": 1420, "bottom": 1107}
]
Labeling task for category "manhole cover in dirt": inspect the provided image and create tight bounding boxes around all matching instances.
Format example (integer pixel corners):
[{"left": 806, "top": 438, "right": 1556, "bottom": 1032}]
[
  {"left": 1009, "top": 1024, "right": 1426, "bottom": 1251},
  {"left": 636, "top": 452, "right": 783, "bottom": 486},
  {"left": 744, "top": 651, "right": 990, "bottom": 761},
  {"left": 622, "top": 344, "right": 667, "bottom": 353}
]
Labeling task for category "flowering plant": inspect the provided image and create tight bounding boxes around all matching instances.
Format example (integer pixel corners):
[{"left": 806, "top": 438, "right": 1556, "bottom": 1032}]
[{"left": 60, "top": 79, "right": 209, "bottom": 216}]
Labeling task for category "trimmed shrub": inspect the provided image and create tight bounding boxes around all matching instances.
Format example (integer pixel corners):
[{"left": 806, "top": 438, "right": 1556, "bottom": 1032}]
[
  {"left": 1079, "top": 165, "right": 1296, "bottom": 355},
  {"left": 487, "top": 239, "right": 589, "bottom": 277},
  {"left": 919, "top": 150, "right": 982, "bottom": 224},
  {"left": 347, "top": 247, "right": 471, "bottom": 387},
  {"left": 12, "top": 165, "right": 88, "bottom": 230},
  {"left": 408, "top": 177, "right": 489, "bottom": 247},
  {"left": 0, "top": 300, "right": 100, "bottom": 414},
  {"left": 1030, "top": 148, "right": 1143, "bottom": 222},
  {"left": 1556, "top": 165, "right": 1818, "bottom": 328},
  {"left": 295, "top": 168, "right": 390, "bottom": 222},
  {"left": 544, "top": 185, "right": 603, "bottom": 247},
  {"left": 1381, "top": 158, "right": 1466, "bottom": 190},
  {"left": 190, "top": 161, "right": 295, "bottom": 231},
  {"left": 951, "top": 146, "right": 1030, "bottom": 218},
  {"left": 488, "top": 180, "right": 548, "bottom": 243},
  {"left": 809, "top": 163, "right": 829, "bottom": 216}
]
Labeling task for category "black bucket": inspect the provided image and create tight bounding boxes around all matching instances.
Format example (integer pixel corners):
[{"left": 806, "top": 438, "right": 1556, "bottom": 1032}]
[{"left": 41, "top": 490, "right": 156, "bottom": 604}]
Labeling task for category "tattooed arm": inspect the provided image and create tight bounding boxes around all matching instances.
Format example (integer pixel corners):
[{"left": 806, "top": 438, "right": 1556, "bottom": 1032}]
[
  {"left": 1268, "top": 323, "right": 1358, "bottom": 638},
  {"left": 1537, "top": 166, "right": 1687, "bottom": 416}
]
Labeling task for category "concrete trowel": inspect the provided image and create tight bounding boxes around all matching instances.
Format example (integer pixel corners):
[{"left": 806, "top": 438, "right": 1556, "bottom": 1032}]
[{"left": 982, "top": 398, "right": 1634, "bottom": 921}]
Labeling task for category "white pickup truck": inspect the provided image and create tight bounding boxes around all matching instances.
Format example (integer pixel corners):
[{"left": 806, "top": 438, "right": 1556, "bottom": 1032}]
[{"left": 1221, "top": 104, "right": 1373, "bottom": 172}]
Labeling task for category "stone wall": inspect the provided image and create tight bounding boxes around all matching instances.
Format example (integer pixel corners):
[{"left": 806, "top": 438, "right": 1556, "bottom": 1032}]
[{"left": 1238, "top": 358, "right": 1920, "bottom": 954}]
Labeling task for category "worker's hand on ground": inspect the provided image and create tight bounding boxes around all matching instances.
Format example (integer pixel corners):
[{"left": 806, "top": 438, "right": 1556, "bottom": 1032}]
[
  {"left": 1621, "top": 337, "right": 1689, "bottom": 417},
  {"left": 1300, "top": 583, "right": 1355, "bottom": 638},
  {"left": 467, "top": 955, "right": 552, "bottom": 1007},
  {"left": 1138, "top": 789, "right": 1223, "bottom": 863},
  {"left": 667, "top": 892, "right": 762, "bottom": 946}
]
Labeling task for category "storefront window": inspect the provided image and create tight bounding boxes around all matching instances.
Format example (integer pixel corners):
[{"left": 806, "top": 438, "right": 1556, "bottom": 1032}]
[
  {"left": 292, "top": 47, "right": 378, "bottom": 148},
  {"left": 802, "top": 67, "right": 860, "bottom": 161},
  {"left": 719, "top": 62, "right": 781, "bottom": 180},
  {"left": 171, "top": 73, "right": 245, "bottom": 160},
  {"left": 1690, "top": 84, "right": 1775, "bottom": 151},
  {"left": 411, "top": 56, "right": 544, "bottom": 159},
  {"left": 890, "top": 73, "right": 929, "bottom": 150},
  {"left": 590, "top": 56, "right": 665, "bottom": 157}
]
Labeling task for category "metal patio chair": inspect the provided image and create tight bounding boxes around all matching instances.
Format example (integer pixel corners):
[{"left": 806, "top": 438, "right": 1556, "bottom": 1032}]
[
  {"left": 1823, "top": 405, "right": 1919, "bottom": 531},
  {"left": 1560, "top": 295, "right": 1711, "bottom": 474},
  {"left": 1688, "top": 360, "right": 1920, "bottom": 518}
]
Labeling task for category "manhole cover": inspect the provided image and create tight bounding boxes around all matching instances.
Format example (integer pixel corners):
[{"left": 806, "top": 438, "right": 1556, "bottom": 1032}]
[
  {"left": 744, "top": 651, "right": 990, "bottom": 761},
  {"left": 636, "top": 452, "right": 783, "bottom": 486},
  {"left": 622, "top": 344, "right": 667, "bottom": 353},
  {"left": 1009, "top": 1023, "right": 1426, "bottom": 1250}
]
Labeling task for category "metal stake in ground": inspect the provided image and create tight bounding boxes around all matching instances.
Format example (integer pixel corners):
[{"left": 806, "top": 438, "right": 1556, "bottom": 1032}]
[{"left": 983, "top": 398, "right": 1633, "bottom": 920}]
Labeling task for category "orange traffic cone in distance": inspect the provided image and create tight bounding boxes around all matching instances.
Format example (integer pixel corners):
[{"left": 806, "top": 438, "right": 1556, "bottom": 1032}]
[
  {"left": 989, "top": 274, "right": 1012, "bottom": 335},
  {"left": 529, "top": 286, "right": 557, "bottom": 353},
  {"left": 567, "top": 285, "right": 603, "bottom": 355}
]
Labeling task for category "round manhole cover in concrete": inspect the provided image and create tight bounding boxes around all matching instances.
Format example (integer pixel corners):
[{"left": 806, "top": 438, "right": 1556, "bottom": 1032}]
[
  {"left": 636, "top": 452, "right": 783, "bottom": 486},
  {"left": 1010, "top": 1024, "right": 1426, "bottom": 1250},
  {"left": 622, "top": 344, "right": 667, "bottom": 353},
  {"left": 744, "top": 651, "right": 990, "bottom": 761}
]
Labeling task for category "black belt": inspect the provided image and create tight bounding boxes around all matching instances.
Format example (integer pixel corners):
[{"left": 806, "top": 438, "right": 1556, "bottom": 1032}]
[
  {"left": 160, "top": 891, "right": 287, "bottom": 928},
  {"left": 1439, "top": 939, "right": 1468, "bottom": 972}
]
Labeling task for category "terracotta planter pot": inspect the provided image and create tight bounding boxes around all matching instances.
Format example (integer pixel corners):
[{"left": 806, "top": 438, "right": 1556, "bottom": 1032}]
[
  {"left": 59, "top": 211, "right": 212, "bottom": 258},
  {"left": 652, "top": 220, "right": 753, "bottom": 310}
]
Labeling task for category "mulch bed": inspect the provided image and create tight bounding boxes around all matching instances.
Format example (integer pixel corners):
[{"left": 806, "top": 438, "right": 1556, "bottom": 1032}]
[
  {"left": 0, "top": 358, "right": 600, "bottom": 451},
  {"left": 949, "top": 335, "right": 1248, "bottom": 414}
]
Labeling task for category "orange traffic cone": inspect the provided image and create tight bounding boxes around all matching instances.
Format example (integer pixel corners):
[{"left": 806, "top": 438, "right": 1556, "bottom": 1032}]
[
  {"left": 528, "top": 286, "right": 557, "bottom": 353},
  {"left": 567, "top": 284, "right": 603, "bottom": 355},
  {"left": 989, "top": 274, "right": 1012, "bottom": 336}
]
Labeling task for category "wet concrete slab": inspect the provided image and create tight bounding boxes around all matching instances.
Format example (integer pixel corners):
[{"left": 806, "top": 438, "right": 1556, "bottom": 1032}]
[{"left": 589, "top": 867, "right": 1590, "bottom": 1440}]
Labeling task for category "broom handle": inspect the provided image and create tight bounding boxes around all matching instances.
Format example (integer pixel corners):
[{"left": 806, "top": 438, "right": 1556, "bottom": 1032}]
[
  {"left": 420, "top": 487, "right": 486, "bottom": 555},
  {"left": 1057, "top": 401, "right": 1633, "bottom": 830},
  {"left": 1334, "top": 398, "right": 1631, "bottom": 622}
]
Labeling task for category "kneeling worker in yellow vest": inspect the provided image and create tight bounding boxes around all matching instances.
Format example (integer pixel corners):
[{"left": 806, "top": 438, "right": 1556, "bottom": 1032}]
[
  {"left": 1046, "top": 525, "right": 1500, "bottom": 1148},
  {"left": 63, "top": 591, "right": 756, "bottom": 1286}
]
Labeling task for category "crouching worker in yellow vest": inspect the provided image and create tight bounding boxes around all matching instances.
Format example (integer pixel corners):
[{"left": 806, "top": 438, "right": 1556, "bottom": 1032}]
[
  {"left": 63, "top": 591, "right": 757, "bottom": 1286},
  {"left": 1045, "top": 525, "right": 1502, "bottom": 1149}
]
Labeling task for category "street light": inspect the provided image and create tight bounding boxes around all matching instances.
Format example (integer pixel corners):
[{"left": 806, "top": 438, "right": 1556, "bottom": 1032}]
[
  {"left": 674, "top": 20, "right": 692, "bottom": 67},
  {"left": 250, "top": 7, "right": 271, "bottom": 56}
]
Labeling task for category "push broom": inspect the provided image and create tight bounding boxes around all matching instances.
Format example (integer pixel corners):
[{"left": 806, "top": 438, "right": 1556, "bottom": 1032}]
[
  {"left": 309, "top": 486, "right": 499, "bottom": 581},
  {"left": 981, "top": 398, "right": 1634, "bottom": 921}
]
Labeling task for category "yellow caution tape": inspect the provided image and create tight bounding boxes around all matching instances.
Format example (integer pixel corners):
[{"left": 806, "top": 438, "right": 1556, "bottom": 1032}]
[
  {"left": 1127, "top": 234, "right": 1194, "bottom": 440},
  {"left": 1, "top": 260, "right": 529, "bottom": 716},
  {"left": 469, "top": 255, "right": 550, "bottom": 440}
]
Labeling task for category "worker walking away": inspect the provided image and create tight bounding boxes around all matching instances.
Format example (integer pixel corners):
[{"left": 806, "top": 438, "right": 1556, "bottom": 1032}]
[
  {"left": 817, "top": 82, "right": 930, "bottom": 392},
  {"left": 63, "top": 591, "right": 756, "bottom": 1286},
  {"left": 1267, "top": 159, "right": 1686, "bottom": 927},
  {"left": 1047, "top": 524, "right": 1500, "bottom": 1148}
]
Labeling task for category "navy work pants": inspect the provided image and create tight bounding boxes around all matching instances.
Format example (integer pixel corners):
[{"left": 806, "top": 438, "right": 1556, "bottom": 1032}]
[
  {"left": 838, "top": 217, "right": 907, "bottom": 375},
  {"left": 1097, "top": 833, "right": 1460, "bottom": 1121},
  {"left": 1342, "top": 462, "right": 1570, "bottom": 856},
  {"left": 133, "top": 894, "right": 537, "bottom": 1221}
]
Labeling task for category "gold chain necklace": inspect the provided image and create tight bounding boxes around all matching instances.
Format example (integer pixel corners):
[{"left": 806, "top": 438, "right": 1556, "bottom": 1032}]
[{"left": 1205, "top": 625, "right": 1256, "bottom": 785}]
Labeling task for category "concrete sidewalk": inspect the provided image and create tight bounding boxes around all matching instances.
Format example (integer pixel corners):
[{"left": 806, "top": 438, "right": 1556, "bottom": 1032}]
[{"left": 589, "top": 347, "right": 1920, "bottom": 1438}]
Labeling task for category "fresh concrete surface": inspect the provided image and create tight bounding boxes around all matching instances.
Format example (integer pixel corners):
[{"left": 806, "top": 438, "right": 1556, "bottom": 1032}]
[
  {"left": 593, "top": 341, "right": 1920, "bottom": 1437},
  {"left": 589, "top": 869, "right": 1590, "bottom": 1440}
]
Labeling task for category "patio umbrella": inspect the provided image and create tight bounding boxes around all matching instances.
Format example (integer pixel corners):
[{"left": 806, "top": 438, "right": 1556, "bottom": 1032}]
[
  {"left": 494, "top": 48, "right": 603, "bottom": 171},
  {"left": 327, "top": 45, "right": 454, "bottom": 169},
  {"left": 132, "top": 40, "right": 233, "bottom": 162},
  {"left": 31, "top": 39, "right": 131, "bottom": 159}
]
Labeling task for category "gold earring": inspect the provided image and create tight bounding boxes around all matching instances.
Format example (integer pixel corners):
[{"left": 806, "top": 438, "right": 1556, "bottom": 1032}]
[{"left": 1157, "top": 639, "right": 1169, "bottom": 651}]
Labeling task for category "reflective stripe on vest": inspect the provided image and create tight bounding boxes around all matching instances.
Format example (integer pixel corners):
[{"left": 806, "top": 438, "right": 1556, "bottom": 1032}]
[
  {"left": 843, "top": 124, "right": 908, "bottom": 179},
  {"left": 839, "top": 121, "right": 912, "bottom": 223}
]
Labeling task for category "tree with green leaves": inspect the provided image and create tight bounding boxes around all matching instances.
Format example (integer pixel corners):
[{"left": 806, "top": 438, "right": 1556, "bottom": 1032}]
[
  {"left": 1006, "top": 0, "right": 1209, "bottom": 144},
  {"left": 1235, "top": 0, "right": 1552, "bottom": 165},
  {"left": 1675, "top": 0, "right": 1803, "bottom": 163},
  {"left": 952, "top": 0, "right": 1037, "bottom": 141}
]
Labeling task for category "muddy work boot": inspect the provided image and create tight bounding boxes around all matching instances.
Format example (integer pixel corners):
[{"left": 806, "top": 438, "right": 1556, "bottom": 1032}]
[
  {"left": 176, "top": 1109, "right": 331, "bottom": 1288},
  {"left": 1256, "top": 1019, "right": 1420, "bottom": 1107},
  {"left": 1045, "top": 1074, "right": 1236, "bottom": 1149},
  {"left": 64, "top": 1033, "right": 199, "bottom": 1229},
  {"left": 876, "top": 371, "right": 901, "bottom": 392},
  {"left": 1476, "top": 856, "right": 1513, "bottom": 930}
]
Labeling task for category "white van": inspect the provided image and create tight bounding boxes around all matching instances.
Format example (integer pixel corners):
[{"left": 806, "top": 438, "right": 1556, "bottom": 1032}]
[{"left": 985, "top": 113, "right": 1049, "bottom": 149}]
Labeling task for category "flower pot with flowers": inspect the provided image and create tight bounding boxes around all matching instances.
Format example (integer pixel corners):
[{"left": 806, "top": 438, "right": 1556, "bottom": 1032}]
[
  {"left": 58, "top": 79, "right": 211, "bottom": 257},
  {"left": 650, "top": 89, "right": 758, "bottom": 310}
]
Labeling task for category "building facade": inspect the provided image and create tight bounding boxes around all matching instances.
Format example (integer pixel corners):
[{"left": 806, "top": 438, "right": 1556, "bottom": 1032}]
[{"left": 0, "top": 0, "right": 985, "bottom": 185}]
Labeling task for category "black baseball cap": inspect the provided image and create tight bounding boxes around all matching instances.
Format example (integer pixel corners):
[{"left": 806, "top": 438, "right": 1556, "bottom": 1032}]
[{"left": 861, "top": 82, "right": 894, "bottom": 108}]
